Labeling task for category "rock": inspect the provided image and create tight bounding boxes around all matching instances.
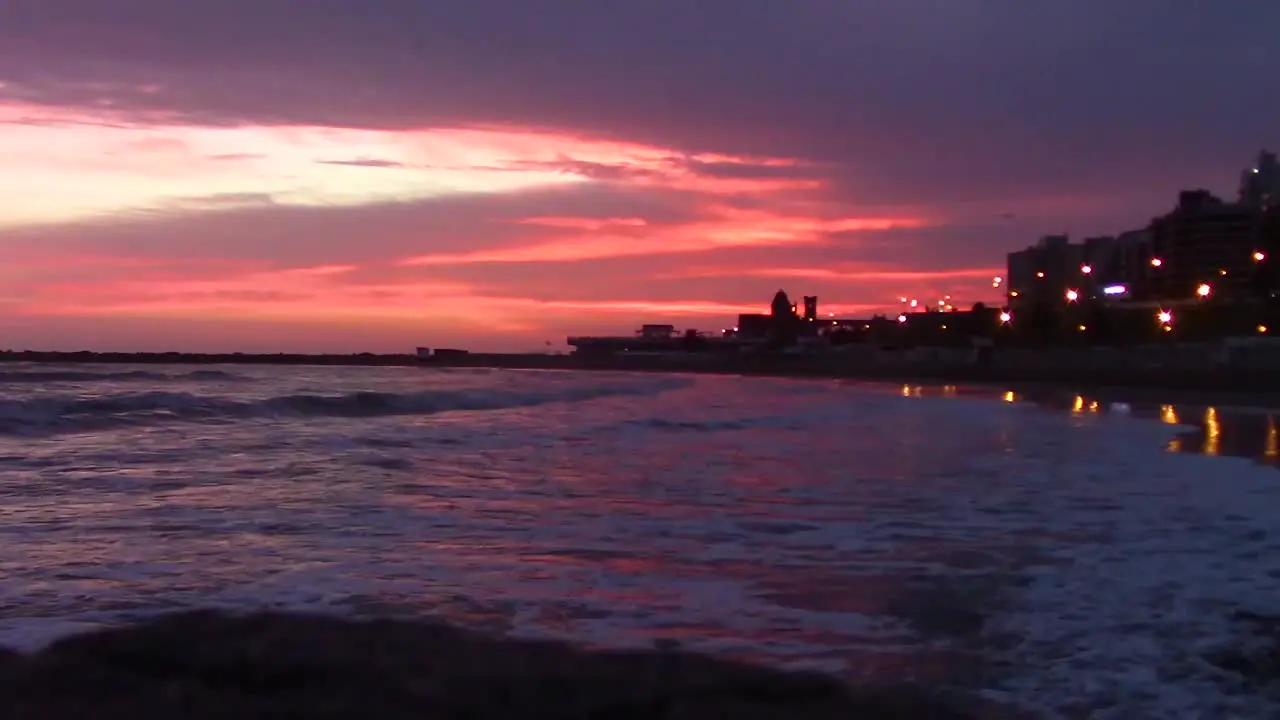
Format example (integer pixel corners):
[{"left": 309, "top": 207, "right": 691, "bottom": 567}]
[{"left": 0, "top": 610, "right": 974, "bottom": 718}]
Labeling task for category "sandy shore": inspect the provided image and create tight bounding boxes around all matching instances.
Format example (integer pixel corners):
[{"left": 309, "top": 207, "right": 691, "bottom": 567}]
[{"left": 0, "top": 610, "right": 982, "bottom": 719}]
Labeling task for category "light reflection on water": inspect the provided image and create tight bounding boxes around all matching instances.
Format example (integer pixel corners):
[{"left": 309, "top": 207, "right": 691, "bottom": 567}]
[{"left": 896, "top": 382, "right": 1280, "bottom": 466}]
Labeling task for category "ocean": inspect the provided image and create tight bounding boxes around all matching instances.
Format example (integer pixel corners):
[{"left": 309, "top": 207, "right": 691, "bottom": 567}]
[{"left": 0, "top": 364, "right": 1276, "bottom": 718}]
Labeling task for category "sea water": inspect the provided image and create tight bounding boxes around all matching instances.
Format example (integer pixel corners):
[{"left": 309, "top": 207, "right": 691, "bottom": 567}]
[{"left": 0, "top": 364, "right": 1276, "bottom": 719}]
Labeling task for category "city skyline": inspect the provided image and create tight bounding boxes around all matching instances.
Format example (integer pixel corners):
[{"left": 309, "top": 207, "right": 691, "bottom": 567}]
[{"left": 2, "top": 1, "right": 1278, "bottom": 352}]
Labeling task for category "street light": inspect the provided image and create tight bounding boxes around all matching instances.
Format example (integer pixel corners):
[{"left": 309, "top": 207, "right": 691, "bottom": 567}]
[
  {"left": 1157, "top": 310, "right": 1173, "bottom": 325},
  {"left": 1081, "top": 264, "right": 1092, "bottom": 274},
  {"left": 999, "top": 311, "right": 1011, "bottom": 324},
  {"left": 1196, "top": 283, "right": 1211, "bottom": 298},
  {"left": 897, "top": 314, "right": 907, "bottom": 323},
  {"left": 1255, "top": 251, "right": 1267, "bottom": 262},
  {"left": 1150, "top": 257, "right": 1163, "bottom": 268},
  {"left": 1036, "top": 271, "right": 1045, "bottom": 278},
  {"left": 1065, "top": 289, "right": 1079, "bottom": 302}
]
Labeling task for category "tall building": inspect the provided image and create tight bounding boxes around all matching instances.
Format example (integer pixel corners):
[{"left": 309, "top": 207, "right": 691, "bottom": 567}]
[
  {"left": 1143, "top": 190, "right": 1262, "bottom": 301},
  {"left": 1239, "top": 149, "right": 1279, "bottom": 209},
  {"left": 1005, "top": 234, "right": 1086, "bottom": 311}
]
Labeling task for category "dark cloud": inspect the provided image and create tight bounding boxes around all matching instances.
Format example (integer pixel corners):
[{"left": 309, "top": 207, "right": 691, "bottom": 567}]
[
  {"left": 316, "top": 158, "right": 405, "bottom": 168},
  {"left": 0, "top": 0, "right": 1275, "bottom": 207}
]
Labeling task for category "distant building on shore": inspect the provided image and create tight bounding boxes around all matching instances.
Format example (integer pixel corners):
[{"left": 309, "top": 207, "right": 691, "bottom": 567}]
[
  {"left": 1144, "top": 189, "right": 1262, "bottom": 301},
  {"left": 1239, "top": 149, "right": 1279, "bottom": 209},
  {"left": 1005, "top": 234, "right": 1084, "bottom": 311}
]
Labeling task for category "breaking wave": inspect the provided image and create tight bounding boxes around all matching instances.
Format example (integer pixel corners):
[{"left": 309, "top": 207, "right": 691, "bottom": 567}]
[
  {"left": 0, "top": 369, "right": 247, "bottom": 384},
  {"left": 0, "top": 378, "right": 688, "bottom": 436}
]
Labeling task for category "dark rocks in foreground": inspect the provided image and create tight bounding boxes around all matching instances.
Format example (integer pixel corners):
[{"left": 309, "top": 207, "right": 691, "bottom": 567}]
[
  {"left": 0, "top": 610, "right": 973, "bottom": 719},
  {"left": 1211, "top": 611, "right": 1280, "bottom": 688}
]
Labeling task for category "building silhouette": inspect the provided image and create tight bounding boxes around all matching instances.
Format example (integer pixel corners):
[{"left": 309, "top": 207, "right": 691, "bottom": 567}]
[{"left": 1239, "top": 150, "right": 1279, "bottom": 209}]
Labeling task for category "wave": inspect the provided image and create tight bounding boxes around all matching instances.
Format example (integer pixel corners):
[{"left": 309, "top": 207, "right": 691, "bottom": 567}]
[
  {"left": 0, "top": 378, "right": 689, "bottom": 436},
  {"left": 0, "top": 369, "right": 248, "bottom": 384}
]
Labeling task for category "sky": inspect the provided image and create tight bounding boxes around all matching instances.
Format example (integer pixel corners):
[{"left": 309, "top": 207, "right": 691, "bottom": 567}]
[{"left": 1, "top": 1, "right": 1278, "bottom": 353}]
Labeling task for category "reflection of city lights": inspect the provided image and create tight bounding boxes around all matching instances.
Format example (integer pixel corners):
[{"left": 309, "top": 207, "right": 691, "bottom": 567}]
[
  {"left": 1196, "top": 283, "right": 1211, "bottom": 298},
  {"left": 999, "top": 311, "right": 1012, "bottom": 323},
  {"left": 1255, "top": 251, "right": 1267, "bottom": 262},
  {"left": 1203, "top": 407, "right": 1220, "bottom": 456},
  {"left": 1088, "top": 400, "right": 1100, "bottom": 413},
  {"left": 1065, "top": 289, "right": 1079, "bottom": 302},
  {"left": 1003, "top": 390, "right": 1016, "bottom": 403},
  {"left": 1072, "top": 395, "right": 1084, "bottom": 413},
  {"left": 1081, "top": 264, "right": 1092, "bottom": 274},
  {"left": 1151, "top": 257, "right": 1162, "bottom": 267},
  {"left": 1266, "top": 416, "right": 1278, "bottom": 460},
  {"left": 1160, "top": 404, "right": 1179, "bottom": 425}
]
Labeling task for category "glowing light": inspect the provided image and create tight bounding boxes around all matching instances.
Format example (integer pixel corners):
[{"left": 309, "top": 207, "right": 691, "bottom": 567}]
[
  {"left": 1036, "top": 271, "right": 1045, "bottom": 278},
  {"left": 1003, "top": 390, "right": 1016, "bottom": 403},
  {"left": 1204, "top": 407, "right": 1220, "bottom": 456},
  {"left": 937, "top": 300, "right": 946, "bottom": 307},
  {"left": 1195, "top": 283, "right": 1211, "bottom": 298},
  {"left": 1077, "top": 324, "right": 1087, "bottom": 331},
  {"left": 1157, "top": 310, "right": 1173, "bottom": 324},
  {"left": 1160, "top": 404, "right": 1179, "bottom": 425},
  {"left": 1009, "top": 290, "right": 1019, "bottom": 297},
  {"left": 1260, "top": 325, "right": 1269, "bottom": 334},
  {"left": 1150, "top": 257, "right": 1163, "bottom": 267},
  {"left": 1255, "top": 251, "right": 1267, "bottom": 262},
  {"left": 1072, "top": 395, "right": 1084, "bottom": 414},
  {"left": 1267, "top": 416, "right": 1278, "bottom": 460},
  {"left": 998, "top": 311, "right": 1012, "bottom": 323},
  {"left": 1102, "top": 284, "right": 1127, "bottom": 295},
  {"left": 992, "top": 276, "right": 1003, "bottom": 287},
  {"left": 1065, "top": 289, "right": 1079, "bottom": 302},
  {"left": 897, "top": 314, "right": 907, "bottom": 323},
  {"left": 1080, "top": 264, "right": 1092, "bottom": 274},
  {"left": 909, "top": 299, "right": 919, "bottom": 308}
]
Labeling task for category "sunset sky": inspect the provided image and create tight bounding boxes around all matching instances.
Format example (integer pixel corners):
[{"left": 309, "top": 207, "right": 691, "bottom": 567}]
[{"left": 2, "top": 1, "right": 1278, "bottom": 352}]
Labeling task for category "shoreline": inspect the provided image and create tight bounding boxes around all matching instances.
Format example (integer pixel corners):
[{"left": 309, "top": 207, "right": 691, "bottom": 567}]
[{"left": 6, "top": 350, "right": 1280, "bottom": 410}]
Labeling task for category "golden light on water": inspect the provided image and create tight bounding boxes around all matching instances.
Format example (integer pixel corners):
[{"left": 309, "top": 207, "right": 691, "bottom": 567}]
[
  {"left": 1266, "top": 416, "right": 1278, "bottom": 460},
  {"left": 1203, "top": 407, "right": 1220, "bottom": 456},
  {"left": 1160, "top": 404, "right": 1179, "bottom": 425},
  {"left": 1003, "top": 390, "right": 1016, "bottom": 403},
  {"left": 1072, "top": 395, "right": 1085, "bottom": 414}
]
